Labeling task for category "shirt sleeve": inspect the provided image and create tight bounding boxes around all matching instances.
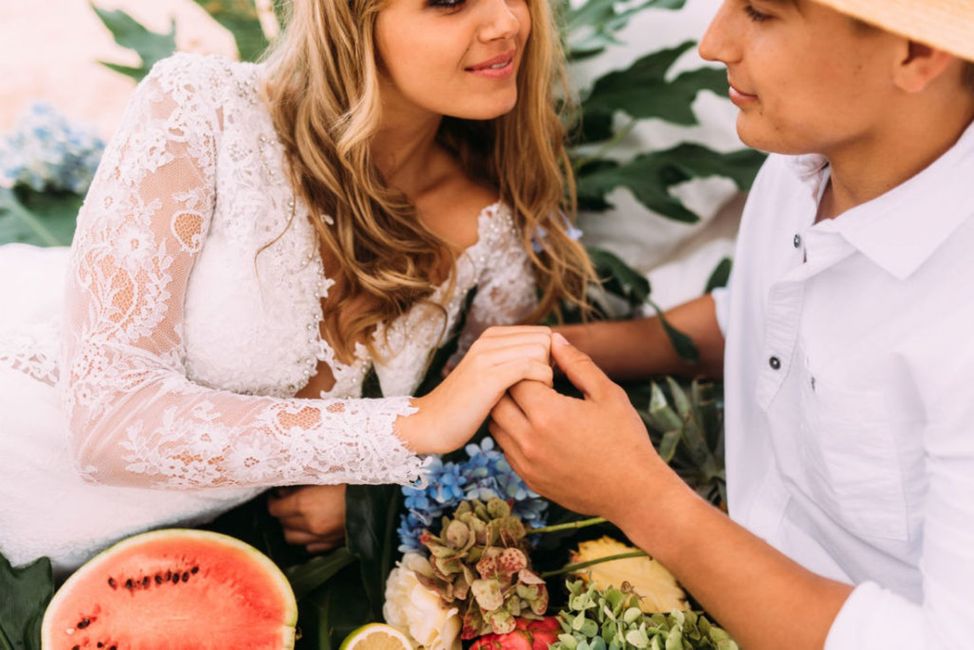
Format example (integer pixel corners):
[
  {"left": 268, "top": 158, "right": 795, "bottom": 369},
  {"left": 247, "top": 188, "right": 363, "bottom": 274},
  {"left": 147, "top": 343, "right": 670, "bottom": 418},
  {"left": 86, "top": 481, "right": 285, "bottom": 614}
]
[
  {"left": 61, "top": 55, "right": 425, "bottom": 490},
  {"left": 711, "top": 286, "right": 731, "bottom": 338}
]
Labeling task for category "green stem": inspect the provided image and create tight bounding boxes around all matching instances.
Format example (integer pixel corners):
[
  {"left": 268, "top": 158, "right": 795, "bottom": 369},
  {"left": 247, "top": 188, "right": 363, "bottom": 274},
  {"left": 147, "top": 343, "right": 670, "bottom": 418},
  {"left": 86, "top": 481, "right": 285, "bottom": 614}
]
[
  {"left": 540, "top": 551, "right": 649, "bottom": 579},
  {"left": 574, "top": 118, "right": 640, "bottom": 171},
  {"left": 0, "top": 190, "right": 61, "bottom": 246},
  {"left": 527, "top": 517, "right": 607, "bottom": 536}
]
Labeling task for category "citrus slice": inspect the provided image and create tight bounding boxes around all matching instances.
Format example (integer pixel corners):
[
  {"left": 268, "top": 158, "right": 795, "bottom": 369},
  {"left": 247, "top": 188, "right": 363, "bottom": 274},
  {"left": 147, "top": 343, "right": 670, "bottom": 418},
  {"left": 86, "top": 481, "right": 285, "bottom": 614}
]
[{"left": 340, "top": 623, "right": 413, "bottom": 650}]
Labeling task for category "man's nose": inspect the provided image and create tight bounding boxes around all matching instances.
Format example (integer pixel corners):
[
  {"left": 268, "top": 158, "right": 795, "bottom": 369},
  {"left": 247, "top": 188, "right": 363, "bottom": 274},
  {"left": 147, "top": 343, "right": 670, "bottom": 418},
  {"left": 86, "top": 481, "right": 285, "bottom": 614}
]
[{"left": 699, "top": 1, "right": 738, "bottom": 64}]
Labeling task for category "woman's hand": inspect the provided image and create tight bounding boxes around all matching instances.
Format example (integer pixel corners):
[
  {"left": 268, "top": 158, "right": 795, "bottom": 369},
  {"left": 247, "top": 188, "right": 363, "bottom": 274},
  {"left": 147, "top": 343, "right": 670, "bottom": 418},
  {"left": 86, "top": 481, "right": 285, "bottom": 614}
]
[
  {"left": 267, "top": 484, "right": 347, "bottom": 554},
  {"left": 400, "top": 325, "right": 553, "bottom": 455}
]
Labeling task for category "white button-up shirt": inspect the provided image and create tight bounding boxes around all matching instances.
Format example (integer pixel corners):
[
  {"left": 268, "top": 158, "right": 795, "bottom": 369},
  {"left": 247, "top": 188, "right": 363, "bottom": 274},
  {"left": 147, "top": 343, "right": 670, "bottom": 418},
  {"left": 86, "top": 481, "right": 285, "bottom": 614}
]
[{"left": 713, "top": 121, "right": 974, "bottom": 649}]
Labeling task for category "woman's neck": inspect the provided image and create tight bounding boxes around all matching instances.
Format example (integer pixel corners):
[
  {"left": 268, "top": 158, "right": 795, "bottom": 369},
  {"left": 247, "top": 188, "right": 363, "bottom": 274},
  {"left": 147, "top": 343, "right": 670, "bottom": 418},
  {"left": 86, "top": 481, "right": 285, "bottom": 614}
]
[{"left": 371, "top": 91, "right": 444, "bottom": 199}]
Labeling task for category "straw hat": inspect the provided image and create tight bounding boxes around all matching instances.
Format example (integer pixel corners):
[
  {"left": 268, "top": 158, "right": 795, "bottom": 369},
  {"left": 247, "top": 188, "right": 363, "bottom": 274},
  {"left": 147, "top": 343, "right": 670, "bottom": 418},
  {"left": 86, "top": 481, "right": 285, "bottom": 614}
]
[{"left": 812, "top": 0, "right": 974, "bottom": 62}]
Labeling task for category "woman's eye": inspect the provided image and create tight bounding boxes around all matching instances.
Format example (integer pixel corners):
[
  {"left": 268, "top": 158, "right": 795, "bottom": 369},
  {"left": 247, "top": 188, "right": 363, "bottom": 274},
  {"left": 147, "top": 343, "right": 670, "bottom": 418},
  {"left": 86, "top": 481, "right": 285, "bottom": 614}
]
[
  {"left": 744, "top": 4, "right": 771, "bottom": 22},
  {"left": 428, "top": 0, "right": 466, "bottom": 9}
]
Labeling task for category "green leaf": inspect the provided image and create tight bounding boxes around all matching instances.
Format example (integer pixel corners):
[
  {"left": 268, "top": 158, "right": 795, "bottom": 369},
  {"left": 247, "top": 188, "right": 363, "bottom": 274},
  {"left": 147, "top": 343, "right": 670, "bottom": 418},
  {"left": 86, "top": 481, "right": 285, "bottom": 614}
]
[
  {"left": 583, "top": 43, "right": 727, "bottom": 125},
  {"left": 344, "top": 484, "right": 401, "bottom": 621},
  {"left": 0, "top": 189, "right": 80, "bottom": 247},
  {"left": 0, "top": 552, "right": 54, "bottom": 650},
  {"left": 192, "top": 0, "right": 270, "bottom": 62},
  {"left": 577, "top": 144, "right": 766, "bottom": 222},
  {"left": 286, "top": 548, "right": 356, "bottom": 601},
  {"left": 705, "top": 257, "right": 733, "bottom": 293},
  {"left": 566, "top": 0, "right": 686, "bottom": 59},
  {"left": 587, "top": 247, "right": 650, "bottom": 307},
  {"left": 91, "top": 5, "right": 177, "bottom": 81}
]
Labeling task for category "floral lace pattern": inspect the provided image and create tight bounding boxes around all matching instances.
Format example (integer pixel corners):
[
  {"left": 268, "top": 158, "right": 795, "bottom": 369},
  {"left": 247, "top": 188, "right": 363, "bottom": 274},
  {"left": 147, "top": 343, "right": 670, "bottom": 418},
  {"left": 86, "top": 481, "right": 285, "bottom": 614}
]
[{"left": 54, "top": 54, "right": 537, "bottom": 490}]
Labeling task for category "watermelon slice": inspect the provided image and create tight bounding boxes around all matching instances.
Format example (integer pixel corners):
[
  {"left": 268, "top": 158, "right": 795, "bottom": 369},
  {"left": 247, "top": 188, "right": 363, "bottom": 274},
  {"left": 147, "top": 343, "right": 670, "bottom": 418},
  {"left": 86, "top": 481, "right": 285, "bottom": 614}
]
[{"left": 41, "top": 529, "right": 298, "bottom": 649}]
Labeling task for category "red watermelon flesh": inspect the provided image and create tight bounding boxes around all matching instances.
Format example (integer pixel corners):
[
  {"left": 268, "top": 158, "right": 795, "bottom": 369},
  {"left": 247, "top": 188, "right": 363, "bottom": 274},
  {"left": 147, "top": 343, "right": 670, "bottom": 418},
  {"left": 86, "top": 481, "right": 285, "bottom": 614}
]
[{"left": 41, "top": 529, "right": 298, "bottom": 650}]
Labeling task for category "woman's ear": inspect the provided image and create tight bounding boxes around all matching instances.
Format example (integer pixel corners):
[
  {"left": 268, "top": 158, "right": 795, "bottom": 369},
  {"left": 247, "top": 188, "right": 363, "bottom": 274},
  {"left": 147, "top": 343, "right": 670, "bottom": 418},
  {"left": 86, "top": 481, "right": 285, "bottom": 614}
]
[{"left": 892, "top": 41, "right": 962, "bottom": 93}]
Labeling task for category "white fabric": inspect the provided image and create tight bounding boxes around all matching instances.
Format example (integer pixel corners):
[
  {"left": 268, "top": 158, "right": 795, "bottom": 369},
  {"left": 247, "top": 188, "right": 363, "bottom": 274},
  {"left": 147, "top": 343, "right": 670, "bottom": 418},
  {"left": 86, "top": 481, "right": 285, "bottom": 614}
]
[
  {"left": 0, "top": 53, "right": 536, "bottom": 572},
  {"left": 716, "top": 121, "right": 974, "bottom": 649}
]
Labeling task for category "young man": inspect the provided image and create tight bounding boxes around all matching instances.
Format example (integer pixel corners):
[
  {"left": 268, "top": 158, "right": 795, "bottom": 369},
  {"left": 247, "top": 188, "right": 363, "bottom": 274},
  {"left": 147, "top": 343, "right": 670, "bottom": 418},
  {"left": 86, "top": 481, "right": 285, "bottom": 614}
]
[{"left": 490, "top": 1, "right": 974, "bottom": 648}]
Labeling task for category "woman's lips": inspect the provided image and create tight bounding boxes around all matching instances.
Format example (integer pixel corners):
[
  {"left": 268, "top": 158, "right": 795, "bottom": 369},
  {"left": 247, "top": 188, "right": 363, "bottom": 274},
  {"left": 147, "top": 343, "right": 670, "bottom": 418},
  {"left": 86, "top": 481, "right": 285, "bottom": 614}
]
[{"left": 466, "top": 51, "right": 516, "bottom": 79}]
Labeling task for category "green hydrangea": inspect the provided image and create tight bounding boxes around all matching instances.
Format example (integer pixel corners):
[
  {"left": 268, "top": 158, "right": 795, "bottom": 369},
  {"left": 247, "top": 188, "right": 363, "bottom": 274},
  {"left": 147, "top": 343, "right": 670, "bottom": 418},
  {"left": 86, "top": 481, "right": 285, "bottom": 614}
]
[{"left": 551, "top": 581, "right": 738, "bottom": 650}]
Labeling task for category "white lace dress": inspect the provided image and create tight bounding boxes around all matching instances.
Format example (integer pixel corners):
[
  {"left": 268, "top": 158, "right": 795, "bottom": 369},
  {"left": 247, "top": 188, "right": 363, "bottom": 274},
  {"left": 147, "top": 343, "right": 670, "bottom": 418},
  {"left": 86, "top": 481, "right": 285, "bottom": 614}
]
[{"left": 0, "top": 54, "right": 536, "bottom": 573}]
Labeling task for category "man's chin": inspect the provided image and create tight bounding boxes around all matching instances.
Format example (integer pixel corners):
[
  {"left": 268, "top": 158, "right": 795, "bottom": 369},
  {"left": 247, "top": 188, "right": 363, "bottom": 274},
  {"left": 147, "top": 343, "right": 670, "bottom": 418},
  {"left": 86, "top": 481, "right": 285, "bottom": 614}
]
[{"left": 736, "top": 116, "right": 819, "bottom": 157}]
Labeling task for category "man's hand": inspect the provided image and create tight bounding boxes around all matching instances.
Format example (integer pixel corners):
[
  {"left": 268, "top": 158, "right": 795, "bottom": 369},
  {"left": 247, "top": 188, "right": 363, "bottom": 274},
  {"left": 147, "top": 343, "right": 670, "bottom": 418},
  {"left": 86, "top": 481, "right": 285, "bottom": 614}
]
[
  {"left": 489, "top": 333, "right": 673, "bottom": 520},
  {"left": 268, "top": 484, "right": 347, "bottom": 554}
]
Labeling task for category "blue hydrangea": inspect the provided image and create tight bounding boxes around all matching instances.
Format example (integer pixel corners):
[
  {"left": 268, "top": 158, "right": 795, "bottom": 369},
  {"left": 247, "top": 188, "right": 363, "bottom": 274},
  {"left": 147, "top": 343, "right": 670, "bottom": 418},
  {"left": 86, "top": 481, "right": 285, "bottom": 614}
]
[
  {"left": 397, "top": 437, "right": 548, "bottom": 553},
  {"left": 0, "top": 103, "right": 105, "bottom": 195}
]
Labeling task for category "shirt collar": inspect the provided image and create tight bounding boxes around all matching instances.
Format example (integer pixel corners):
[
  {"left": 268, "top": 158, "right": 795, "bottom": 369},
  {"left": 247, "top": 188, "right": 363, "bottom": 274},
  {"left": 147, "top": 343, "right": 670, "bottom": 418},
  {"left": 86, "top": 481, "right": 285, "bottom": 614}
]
[{"left": 786, "top": 120, "right": 974, "bottom": 280}]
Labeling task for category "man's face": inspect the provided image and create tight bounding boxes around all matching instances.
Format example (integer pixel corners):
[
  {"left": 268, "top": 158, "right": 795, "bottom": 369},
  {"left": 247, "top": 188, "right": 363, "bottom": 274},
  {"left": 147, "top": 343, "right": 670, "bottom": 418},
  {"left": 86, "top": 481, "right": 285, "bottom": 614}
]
[{"left": 699, "top": 0, "right": 898, "bottom": 156}]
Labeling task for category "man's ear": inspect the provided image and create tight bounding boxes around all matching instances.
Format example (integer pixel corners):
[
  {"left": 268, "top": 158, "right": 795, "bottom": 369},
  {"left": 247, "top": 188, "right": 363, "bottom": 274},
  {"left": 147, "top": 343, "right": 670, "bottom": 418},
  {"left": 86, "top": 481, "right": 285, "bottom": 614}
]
[{"left": 893, "top": 41, "right": 961, "bottom": 93}]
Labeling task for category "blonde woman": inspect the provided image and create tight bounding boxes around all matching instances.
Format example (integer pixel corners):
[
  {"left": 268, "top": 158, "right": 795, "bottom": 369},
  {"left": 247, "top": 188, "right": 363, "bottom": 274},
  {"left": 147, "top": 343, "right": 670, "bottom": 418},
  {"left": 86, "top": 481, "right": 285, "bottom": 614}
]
[{"left": 0, "top": 0, "right": 592, "bottom": 573}]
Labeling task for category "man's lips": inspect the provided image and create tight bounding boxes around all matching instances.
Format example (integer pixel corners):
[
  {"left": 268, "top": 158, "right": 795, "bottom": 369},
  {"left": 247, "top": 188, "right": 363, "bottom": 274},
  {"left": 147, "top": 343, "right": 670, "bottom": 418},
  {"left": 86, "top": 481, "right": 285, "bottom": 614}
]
[
  {"left": 728, "top": 80, "right": 758, "bottom": 99},
  {"left": 465, "top": 50, "right": 516, "bottom": 72}
]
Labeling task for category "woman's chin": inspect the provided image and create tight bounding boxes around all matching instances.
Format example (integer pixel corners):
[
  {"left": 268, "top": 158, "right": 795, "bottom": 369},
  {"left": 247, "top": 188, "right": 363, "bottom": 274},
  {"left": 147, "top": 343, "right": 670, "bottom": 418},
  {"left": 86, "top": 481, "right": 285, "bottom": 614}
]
[{"left": 446, "top": 92, "right": 519, "bottom": 121}]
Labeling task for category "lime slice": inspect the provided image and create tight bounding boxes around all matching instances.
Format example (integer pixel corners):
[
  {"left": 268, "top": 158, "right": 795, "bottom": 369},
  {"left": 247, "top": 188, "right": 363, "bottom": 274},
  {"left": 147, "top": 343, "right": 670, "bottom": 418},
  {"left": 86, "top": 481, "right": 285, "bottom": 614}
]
[{"left": 340, "top": 623, "right": 413, "bottom": 650}]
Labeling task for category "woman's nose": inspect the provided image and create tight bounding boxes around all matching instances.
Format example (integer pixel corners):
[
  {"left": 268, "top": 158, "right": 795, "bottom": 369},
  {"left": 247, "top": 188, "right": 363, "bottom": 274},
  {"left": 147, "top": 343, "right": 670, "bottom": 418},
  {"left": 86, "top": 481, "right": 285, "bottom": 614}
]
[{"left": 478, "top": 0, "right": 522, "bottom": 42}]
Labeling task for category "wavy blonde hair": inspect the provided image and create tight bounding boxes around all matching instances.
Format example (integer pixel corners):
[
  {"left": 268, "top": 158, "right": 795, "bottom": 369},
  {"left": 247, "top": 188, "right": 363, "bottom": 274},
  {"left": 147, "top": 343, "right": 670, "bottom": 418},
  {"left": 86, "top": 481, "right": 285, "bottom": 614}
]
[{"left": 261, "top": 0, "right": 593, "bottom": 360}]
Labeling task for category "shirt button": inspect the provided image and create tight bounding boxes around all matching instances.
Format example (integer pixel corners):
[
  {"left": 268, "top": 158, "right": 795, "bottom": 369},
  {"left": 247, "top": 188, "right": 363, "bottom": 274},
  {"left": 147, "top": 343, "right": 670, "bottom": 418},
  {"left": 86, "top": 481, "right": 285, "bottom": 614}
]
[
  {"left": 769, "top": 356, "right": 781, "bottom": 370},
  {"left": 793, "top": 234, "right": 802, "bottom": 248}
]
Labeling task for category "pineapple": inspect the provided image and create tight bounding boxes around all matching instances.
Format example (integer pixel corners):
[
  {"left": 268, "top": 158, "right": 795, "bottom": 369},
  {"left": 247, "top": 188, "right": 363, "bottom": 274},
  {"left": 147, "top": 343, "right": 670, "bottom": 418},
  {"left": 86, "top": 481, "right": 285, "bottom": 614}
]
[{"left": 568, "top": 537, "right": 687, "bottom": 613}]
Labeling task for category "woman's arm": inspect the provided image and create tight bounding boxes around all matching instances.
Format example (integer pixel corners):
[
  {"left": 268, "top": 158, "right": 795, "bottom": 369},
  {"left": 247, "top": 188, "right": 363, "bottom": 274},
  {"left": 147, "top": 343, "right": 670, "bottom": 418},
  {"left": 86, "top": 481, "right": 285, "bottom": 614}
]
[{"left": 63, "top": 56, "right": 549, "bottom": 490}]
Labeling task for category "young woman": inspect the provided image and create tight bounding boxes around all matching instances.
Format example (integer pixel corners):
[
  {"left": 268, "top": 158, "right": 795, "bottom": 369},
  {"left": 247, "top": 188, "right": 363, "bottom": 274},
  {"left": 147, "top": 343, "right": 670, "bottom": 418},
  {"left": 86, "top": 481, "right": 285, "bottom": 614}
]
[{"left": 0, "top": 0, "right": 592, "bottom": 573}]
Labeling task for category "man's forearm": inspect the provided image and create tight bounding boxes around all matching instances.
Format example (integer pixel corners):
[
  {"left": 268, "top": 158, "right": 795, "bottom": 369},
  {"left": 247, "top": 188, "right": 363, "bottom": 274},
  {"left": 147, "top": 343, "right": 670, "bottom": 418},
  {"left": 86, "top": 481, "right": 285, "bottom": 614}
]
[
  {"left": 556, "top": 294, "right": 725, "bottom": 381},
  {"left": 614, "top": 471, "right": 852, "bottom": 650}
]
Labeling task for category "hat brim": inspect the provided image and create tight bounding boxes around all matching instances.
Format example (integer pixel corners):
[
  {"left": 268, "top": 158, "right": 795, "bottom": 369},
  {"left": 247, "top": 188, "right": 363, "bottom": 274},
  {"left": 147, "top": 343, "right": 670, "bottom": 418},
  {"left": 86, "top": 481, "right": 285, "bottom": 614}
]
[{"left": 812, "top": 0, "right": 974, "bottom": 62}]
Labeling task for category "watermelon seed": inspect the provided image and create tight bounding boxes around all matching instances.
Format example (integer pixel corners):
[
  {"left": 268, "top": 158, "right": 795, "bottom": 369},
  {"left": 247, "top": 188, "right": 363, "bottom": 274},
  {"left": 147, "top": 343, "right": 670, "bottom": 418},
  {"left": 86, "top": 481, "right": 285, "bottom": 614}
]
[
  {"left": 165, "top": 570, "right": 172, "bottom": 580},
  {"left": 154, "top": 574, "right": 163, "bottom": 584},
  {"left": 107, "top": 577, "right": 117, "bottom": 590},
  {"left": 97, "top": 643, "right": 104, "bottom": 648},
  {"left": 71, "top": 645, "right": 79, "bottom": 650},
  {"left": 182, "top": 571, "right": 190, "bottom": 582},
  {"left": 77, "top": 618, "right": 91, "bottom": 629},
  {"left": 191, "top": 566, "right": 199, "bottom": 574},
  {"left": 124, "top": 578, "right": 133, "bottom": 590},
  {"left": 110, "top": 646, "right": 117, "bottom": 650},
  {"left": 142, "top": 576, "right": 150, "bottom": 587},
  {"left": 172, "top": 572, "right": 180, "bottom": 584}
]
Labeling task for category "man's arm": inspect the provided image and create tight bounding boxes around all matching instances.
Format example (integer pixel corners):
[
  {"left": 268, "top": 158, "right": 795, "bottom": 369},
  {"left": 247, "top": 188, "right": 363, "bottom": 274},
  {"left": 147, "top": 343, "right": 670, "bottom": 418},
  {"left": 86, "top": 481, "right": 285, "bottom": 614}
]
[
  {"left": 557, "top": 294, "right": 725, "bottom": 381},
  {"left": 490, "top": 334, "right": 851, "bottom": 650}
]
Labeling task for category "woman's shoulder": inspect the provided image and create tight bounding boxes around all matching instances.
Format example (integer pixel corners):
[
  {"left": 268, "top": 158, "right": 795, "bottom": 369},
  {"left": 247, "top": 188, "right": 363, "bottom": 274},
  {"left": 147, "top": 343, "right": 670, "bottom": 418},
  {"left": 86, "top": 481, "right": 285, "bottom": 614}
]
[{"left": 140, "top": 52, "right": 262, "bottom": 111}]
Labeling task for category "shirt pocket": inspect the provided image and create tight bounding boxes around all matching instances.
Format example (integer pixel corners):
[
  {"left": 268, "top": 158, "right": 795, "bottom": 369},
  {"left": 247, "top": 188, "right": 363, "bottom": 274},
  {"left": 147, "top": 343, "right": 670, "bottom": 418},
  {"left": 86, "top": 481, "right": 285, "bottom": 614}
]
[{"left": 798, "top": 362, "right": 908, "bottom": 542}]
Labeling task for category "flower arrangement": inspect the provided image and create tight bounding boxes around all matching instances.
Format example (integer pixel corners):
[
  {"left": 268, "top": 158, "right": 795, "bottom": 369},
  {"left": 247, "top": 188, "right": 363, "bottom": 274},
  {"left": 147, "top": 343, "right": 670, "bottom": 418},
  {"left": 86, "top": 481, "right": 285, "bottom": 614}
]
[{"left": 380, "top": 438, "right": 736, "bottom": 650}]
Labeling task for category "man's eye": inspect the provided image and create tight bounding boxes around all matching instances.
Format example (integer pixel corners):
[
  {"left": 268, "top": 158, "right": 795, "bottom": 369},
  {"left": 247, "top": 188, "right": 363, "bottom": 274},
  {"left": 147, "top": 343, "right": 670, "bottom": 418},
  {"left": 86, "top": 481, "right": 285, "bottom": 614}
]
[{"left": 744, "top": 4, "right": 771, "bottom": 22}]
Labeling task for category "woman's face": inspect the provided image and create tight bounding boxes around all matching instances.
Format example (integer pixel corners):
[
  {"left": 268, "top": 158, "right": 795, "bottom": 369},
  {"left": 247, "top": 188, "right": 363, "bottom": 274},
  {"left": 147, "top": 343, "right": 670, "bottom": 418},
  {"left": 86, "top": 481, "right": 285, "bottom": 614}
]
[{"left": 375, "top": 0, "right": 532, "bottom": 121}]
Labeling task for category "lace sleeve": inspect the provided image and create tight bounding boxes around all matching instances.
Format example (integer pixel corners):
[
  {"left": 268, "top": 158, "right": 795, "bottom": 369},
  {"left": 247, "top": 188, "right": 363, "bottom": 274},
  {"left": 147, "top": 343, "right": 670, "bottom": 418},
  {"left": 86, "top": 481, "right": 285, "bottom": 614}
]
[
  {"left": 454, "top": 208, "right": 538, "bottom": 357},
  {"left": 61, "top": 55, "right": 425, "bottom": 489}
]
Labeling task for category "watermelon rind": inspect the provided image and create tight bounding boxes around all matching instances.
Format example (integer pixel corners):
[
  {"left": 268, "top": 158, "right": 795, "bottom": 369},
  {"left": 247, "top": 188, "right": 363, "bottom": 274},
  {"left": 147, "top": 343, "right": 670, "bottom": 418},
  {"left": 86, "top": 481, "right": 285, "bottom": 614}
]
[{"left": 41, "top": 528, "right": 298, "bottom": 649}]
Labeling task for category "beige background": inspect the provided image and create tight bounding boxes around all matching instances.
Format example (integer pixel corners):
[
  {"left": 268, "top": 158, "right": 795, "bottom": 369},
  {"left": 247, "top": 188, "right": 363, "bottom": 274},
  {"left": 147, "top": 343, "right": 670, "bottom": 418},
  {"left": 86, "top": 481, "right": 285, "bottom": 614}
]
[{"left": 0, "top": 0, "right": 238, "bottom": 135}]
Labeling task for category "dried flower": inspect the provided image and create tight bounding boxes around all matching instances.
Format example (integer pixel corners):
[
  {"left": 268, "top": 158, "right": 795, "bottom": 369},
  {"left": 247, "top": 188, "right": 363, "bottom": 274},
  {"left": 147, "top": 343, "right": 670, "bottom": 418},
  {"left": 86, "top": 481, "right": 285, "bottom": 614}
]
[{"left": 471, "top": 617, "right": 561, "bottom": 650}]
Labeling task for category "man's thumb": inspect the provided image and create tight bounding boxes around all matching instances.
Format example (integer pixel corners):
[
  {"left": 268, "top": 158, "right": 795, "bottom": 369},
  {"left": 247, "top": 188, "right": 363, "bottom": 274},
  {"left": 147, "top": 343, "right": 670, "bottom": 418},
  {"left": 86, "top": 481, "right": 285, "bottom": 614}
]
[{"left": 551, "top": 333, "right": 611, "bottom": 398}]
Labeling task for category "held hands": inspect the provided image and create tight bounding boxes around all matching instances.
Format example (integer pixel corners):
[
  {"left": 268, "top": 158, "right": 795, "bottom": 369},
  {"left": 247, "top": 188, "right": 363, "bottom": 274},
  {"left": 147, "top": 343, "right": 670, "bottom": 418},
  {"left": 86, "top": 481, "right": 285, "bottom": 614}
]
[
  {"left": 490, "top": 333, "right": 672, "bottom": 520},
  {"left": 401, "top": 326, "right": 554, "bottom": 455},
  {"left": 268, "top": 484, "right": 347, "bottom": 554}
]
